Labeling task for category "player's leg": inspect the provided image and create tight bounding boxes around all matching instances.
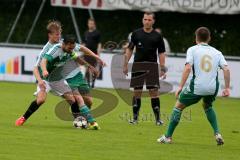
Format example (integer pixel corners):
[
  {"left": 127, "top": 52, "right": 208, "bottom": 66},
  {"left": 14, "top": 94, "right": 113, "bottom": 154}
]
[
  {"left": 73, "top": 90, "right": 99, "bottom": 129},
  {"left": 50, "top": 79, "right": 81, "bottom": 120},
  {"left": 82, "top": 95, "right": 93, "bottom": 109},
  {"left": 203, "top": 96, "right": 224, "bottom": 145},
  {"left": 129, "top": 64, "right": 145, "bottom": 124},
  {"left": 158, "top": 88, "right": 201, "bottom": 143},
  {"left": 148, "top": 87, "right": 163, "bottom": 125},
  {"left": 67, "top": 72, "right": 93, "bottom": 109},
  {"left": 146, "top": 62, "right": 162, "bottom": 125},
  {"left": 129, "top": 88, "right": 142, "bottom": 124},
  {"left": 15, "top": 81, "right": 50, "bottom": 126},
  {"left": 90, "top": 58, "right": 97, "bottom": 88}
]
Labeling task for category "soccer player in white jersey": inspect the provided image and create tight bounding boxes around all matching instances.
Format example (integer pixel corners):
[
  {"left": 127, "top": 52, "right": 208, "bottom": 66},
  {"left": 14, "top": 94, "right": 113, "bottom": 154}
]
[
  {"left": 157, "top": 27, "right": 230, "bottom": 145},
  {"left": 15, "top": 21, "right": 62, "bottom": 126},
  {"left": 41, "top": 35, "right": 103, "bottom": 129},
  {"left": 15, "top": 21, "right": 102, "bottom": 128}
]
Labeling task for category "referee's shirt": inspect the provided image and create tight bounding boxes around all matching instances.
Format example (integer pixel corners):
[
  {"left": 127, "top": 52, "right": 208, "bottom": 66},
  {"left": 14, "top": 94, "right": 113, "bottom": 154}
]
[{"left": 128, "top": 28, "right": 166, "bottom": 62}]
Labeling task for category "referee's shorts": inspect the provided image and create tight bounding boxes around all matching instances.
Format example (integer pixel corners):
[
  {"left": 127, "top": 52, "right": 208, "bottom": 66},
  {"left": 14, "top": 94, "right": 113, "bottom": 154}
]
[{"left": 130, "top": 62, "right": 160, "bottom": 90}]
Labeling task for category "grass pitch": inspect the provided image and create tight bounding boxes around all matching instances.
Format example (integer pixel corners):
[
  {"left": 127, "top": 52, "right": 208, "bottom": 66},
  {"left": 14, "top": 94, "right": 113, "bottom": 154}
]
[{"left": 0, "top": 82, "right": 239, "bottom": 160}]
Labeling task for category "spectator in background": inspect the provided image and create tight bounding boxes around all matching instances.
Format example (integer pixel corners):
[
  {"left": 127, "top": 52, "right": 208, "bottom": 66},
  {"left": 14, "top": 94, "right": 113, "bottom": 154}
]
[
  {"left": 155, "top": 28, "right": 171, "bottom": 55},
  {"left": 82, "top": 18, "right": 102, "bottom": 88}
]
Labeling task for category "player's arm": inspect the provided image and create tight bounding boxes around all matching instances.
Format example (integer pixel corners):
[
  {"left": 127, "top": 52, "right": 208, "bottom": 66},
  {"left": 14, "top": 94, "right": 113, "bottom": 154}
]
[
  {"left": 158, "top": 34, "right": 167, "bottom": 79},
  {"left": 123, "top": 48, "right": 133, "bottom": 75},
  {"left": 159, "top": 53, "right": 166, "bottom": 79},
  {"left": 79, "top": 45, "right": 105, "bottom": 66},
  {"left": 40, "top": 58, "right": 49, "bottom": 78},
  {"left": 97, "top": 43, "right": 102, "bottom": 56},
  {"left": 175, "top": 48, "right": 193, "bottom": 98},
  {"left": 75, "top": 57, "right": 99, "bottom": 77},
  {"left": 219, "top": 54, "right": 230, "bottom": 97},
  {"left": 175, "top": 63, "right": 192, "bottom": 98},
  {"left": 222, "top": 65, "right": 230, "bottom": 97},
  {"left": 123, "top": 32, "right": 135, "bottom": 76},
  {"left": 33, "top": 66, "right": 46, "bottom": 90}
]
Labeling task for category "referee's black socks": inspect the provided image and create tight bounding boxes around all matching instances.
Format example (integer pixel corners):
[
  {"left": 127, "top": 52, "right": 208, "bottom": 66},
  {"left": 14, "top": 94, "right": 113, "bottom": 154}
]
[
  {"left": 132, "top": 97, "right": 141, "bottom": 121},
  {"left": 151, "top": 98, "right": 160, "bottom": 122},
  {"left": 23, "top": 100, "right": 41, "bottom": 120}
]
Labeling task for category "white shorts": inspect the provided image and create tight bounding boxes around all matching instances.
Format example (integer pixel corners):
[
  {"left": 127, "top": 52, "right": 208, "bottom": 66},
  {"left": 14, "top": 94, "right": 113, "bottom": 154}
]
[{"left": 34, "top": 80, "right": 72, "bottom": 96}]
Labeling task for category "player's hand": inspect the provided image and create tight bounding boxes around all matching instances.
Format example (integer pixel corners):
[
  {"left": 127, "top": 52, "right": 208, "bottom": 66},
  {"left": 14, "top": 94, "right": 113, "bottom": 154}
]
[
  {"left": 38, "top": 80, "right": 46, "bottom": 91},
  {"left": 123, "top": 65, "right": 128, "bottom": 76},
  {"left": 42, "top": 70, "right": 49, "bottom": 78},
  {"left": 222, "top": 88, "right": 230, "bottom": 97},
  {"left": 98, "top": 58, "right": 106, "bottom": 67},
  {"left": 175, "top": 87, "right": 182, "bottom": 99},
  {"left": 160, "top": 71, "right": 166, "bottom": 80},
  {"left": 88, "top": 66, "right": 100, "bottom": 78}
]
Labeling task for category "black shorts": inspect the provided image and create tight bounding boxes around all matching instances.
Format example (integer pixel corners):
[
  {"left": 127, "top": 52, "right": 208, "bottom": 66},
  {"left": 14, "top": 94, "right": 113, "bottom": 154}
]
[{"left": 130, "top": 62, "right": 159, "bottom": 90}]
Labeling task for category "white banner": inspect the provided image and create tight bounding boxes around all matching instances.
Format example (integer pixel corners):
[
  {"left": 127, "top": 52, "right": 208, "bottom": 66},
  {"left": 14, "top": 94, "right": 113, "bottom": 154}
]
[
  {"left": 51, "top": 0, "right": 240, "bottom": 14},
  {"left": 0, "top": 47, "right": 239, "bottom": 97}
]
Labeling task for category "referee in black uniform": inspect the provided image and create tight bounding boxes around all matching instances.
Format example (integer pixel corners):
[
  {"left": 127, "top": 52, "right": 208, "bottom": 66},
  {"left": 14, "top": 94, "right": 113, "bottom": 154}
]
[{"left": 123, "top": 12, "right": 167, "bottom": 125}]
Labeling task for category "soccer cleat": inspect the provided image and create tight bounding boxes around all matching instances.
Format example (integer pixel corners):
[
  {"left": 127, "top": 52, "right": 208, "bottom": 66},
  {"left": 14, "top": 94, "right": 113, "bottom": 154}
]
[
  {"left": 88, "top": 122, "right": 100, "bottom": 130},
  {"left": 215, "top": 133, "right": 224, "bottom": 145},
  {"left": 157, "top": 135, "right": 172, "bottom": 144},
  {"left": 129, "top": 119, "right": 138, "bottom": 125},
  {"left": 15, "top": 116, "right": 26, "bottom": 126},
  {"left": 156, "top": 120, "right": 164, "bottom": 126}
]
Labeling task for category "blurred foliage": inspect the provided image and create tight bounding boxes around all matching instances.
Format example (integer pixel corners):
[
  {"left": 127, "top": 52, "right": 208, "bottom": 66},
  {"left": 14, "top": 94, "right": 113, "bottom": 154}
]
[{"left": 0, "top": 0, "right": 239, "bottom": 56}]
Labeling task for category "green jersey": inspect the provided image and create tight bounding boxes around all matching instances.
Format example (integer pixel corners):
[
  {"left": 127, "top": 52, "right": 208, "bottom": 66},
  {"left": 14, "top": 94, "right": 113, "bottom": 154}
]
[{"left": 43, "top": 43, "right": 79, "bottom": 81}]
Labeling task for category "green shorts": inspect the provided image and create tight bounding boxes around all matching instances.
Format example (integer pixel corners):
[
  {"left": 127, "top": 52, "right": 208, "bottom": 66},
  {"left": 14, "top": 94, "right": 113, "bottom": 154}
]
[
  {"left": 66, "top": 72, "right": 90, "bottom": 95},
  {"left": 179, "top": 88, "right": 216, "bottom": 107}
]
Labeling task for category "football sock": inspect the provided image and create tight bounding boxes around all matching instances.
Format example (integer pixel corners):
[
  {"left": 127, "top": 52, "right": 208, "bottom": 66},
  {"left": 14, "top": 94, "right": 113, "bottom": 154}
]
[
  {"left": 71, "top": 102, "right": 80, "bottom": 118},
  {"left": 79, "top": 105, "right": 95, "bottom": 123},
  {"left": 165, "top": 107, "right": 182, "bottom": 137},
  {"left": 204, "top": 107, "right": 220, "bottom": 134},
  {"left": 151, "top": 98, "right": 160, "bottom": 121},
  {"left": 23, "top": 100, "right": 41, "bottom": 120},
  {"left": 132, "top": 97, "right": 141, "bottom": 121}
]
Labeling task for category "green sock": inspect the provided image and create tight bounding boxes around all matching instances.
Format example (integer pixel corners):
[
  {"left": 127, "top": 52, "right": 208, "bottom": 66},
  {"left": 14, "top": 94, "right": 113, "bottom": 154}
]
[
  {"left": 165, "top": 108, "right": 182, "bottom": 137},
  {"left": 80, "top": 105, "right": 95, "bottom": 123},
  {"left": 205, "top": 107, "right": 219, "bottom": 134}
]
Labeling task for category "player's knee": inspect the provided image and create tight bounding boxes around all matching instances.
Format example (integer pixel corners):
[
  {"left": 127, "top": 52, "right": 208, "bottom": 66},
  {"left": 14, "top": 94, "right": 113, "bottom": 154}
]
[
  {"left": 134, "top": 91, "right": 142, "bottom": 98},
  {"left": 149, "top": 88, "right": 159, "bottom": 97},
  {"left": 66, "top": 97, "right": 76, "bottom": 105},
  {"left": 175, "top": 101, "right": 185, "bottom": 110},
  {"left": 37, "top": 97, "right": 46, "bottom": 105}
]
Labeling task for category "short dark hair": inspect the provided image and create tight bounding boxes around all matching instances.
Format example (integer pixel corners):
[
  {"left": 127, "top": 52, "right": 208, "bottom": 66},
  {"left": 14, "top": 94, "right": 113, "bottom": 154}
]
[
  {"left": 47, "top": 20, "right": 62, "bottom": 34},
  {"left": 195, "top": 27, "right": 211, "bottom": 42},
  {"left": 88, "top": 18, "right": 95, "bottom": 22},
  {"left": 63, "top": 34, "right": 76, "bottom": 44},
  {"left": 144, "top": 12, "right": 155, "bottom": 20}
]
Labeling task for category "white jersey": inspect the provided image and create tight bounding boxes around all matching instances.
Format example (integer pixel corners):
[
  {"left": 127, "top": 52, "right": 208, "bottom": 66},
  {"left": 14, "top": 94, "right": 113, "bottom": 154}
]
[
  {"left": 44, "top": 43, "right": 82, "bottom": 79},
  {"left": 186, "top": 43, "right": 227, "bottom": 95},
  {"left": 34, "top": 42, "right": 55, "bottom": 67}
]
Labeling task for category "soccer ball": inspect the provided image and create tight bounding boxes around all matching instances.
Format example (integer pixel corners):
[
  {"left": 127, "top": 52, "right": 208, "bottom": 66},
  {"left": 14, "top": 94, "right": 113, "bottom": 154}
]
[{"left": 73, "top": 116, "right": 88, "bottom": 129}]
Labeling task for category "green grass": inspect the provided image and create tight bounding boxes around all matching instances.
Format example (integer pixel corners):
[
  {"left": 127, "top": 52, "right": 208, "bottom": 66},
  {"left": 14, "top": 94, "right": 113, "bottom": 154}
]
[{"left": 0, "top": 82, "right": 240, "bottom": 160}]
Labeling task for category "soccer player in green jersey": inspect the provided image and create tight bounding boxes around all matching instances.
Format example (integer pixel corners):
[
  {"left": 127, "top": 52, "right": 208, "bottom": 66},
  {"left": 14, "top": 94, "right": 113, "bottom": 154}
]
[
  {"left": 41, "top": 35, "right": 103, "bottom": 129},
  {"left": 15, "top": 21, "right": 102, "bottom": 128},
  {"left": 157, "top": 27, "right": 230, "bottom": 145}
]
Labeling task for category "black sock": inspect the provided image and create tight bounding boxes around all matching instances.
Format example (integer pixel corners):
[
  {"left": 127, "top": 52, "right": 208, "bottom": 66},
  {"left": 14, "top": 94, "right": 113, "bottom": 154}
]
[
  {"left": 23, "top": 100, "right": 41, "bottom": 120},
  {"left": 151, "top": 98, "right": 160, "bottom": 121},
  {"left": 71, "top": 102, "right": 80, "bottom": 118},
  {"left": 132, "top": 97, "right": 141, "bottom": 121}
]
